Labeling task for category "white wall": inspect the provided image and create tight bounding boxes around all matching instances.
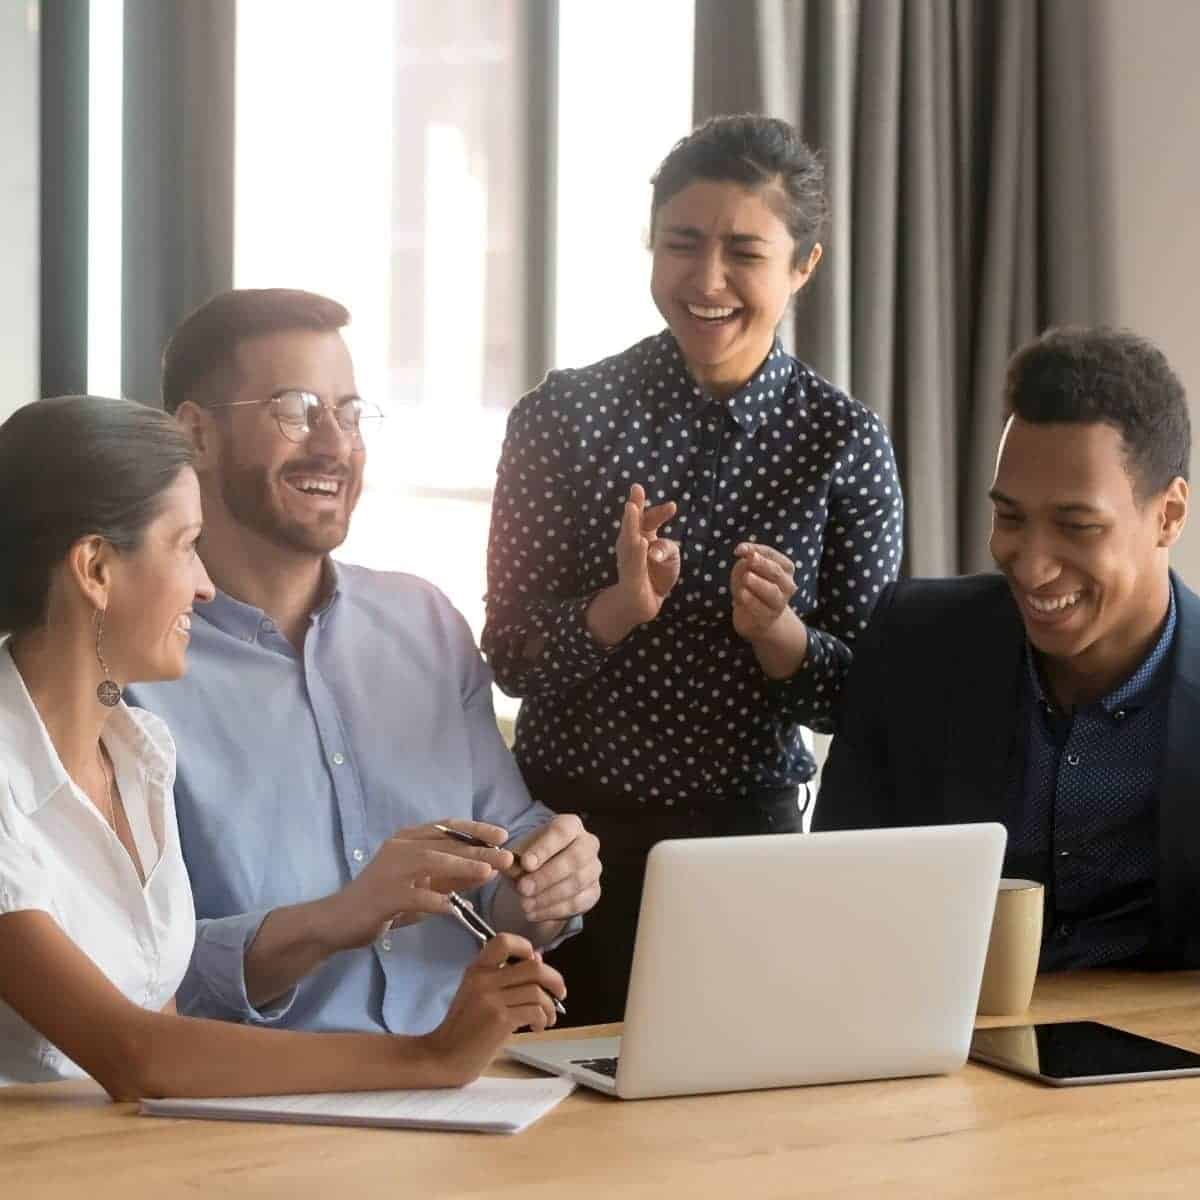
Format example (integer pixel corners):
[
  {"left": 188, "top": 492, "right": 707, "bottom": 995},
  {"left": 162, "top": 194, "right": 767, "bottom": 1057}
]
[
  {"left": 1091, "top": 0, "right": 1200, "bottom": 583},
  {"left": 0, "top": 1, "right": 40, "bottom": 422}
]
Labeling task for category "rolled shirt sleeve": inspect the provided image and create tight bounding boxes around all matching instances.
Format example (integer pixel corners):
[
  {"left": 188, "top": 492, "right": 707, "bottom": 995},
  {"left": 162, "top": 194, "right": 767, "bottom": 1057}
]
[{"left": 180, "top": 909, "right": 298, "bottom": 1024}]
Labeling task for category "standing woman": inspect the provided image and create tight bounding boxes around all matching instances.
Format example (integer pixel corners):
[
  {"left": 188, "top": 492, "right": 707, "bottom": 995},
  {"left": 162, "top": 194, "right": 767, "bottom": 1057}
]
[
  {"left": 483, "top": 115, "right": 903, "bottom": 1024},
  {"left": 0, "top": 395, "right": 563, "bottom": 1096}
]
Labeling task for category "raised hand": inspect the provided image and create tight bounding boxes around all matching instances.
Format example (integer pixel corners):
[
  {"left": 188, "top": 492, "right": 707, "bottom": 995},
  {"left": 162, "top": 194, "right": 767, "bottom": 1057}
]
[
  {"left": 730, "top": 542, "right": 810, "bottom": 679},
  {"left": 586, "top": 483, "right": 681, "bottom": 646}
]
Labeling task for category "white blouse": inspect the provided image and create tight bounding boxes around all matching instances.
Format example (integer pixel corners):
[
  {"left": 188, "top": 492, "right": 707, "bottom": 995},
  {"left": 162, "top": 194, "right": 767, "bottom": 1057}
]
[{"left": 0, "top": 643, "right": 195, "bottom": 1084}]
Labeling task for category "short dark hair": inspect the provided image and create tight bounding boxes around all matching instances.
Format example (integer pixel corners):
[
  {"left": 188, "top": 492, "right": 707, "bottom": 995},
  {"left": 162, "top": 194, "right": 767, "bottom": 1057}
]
[
  {"left": 161, "top": 288, "right": 350, "bottom": 414},
  {"left": 0, "top": 395, "right": 194, "bottom": 634},
  {"left": 1005, "top": 326, "right": 1190, "bottom": 501},
  {"left": 649, "top": 114, "right": 828, "bottom": 266}
]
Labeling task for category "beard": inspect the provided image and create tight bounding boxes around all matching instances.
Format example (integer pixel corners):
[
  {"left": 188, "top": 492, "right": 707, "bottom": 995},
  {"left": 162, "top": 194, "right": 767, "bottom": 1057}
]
[{"left": 219, "top": 456, "right": 354, "bottom": 556}]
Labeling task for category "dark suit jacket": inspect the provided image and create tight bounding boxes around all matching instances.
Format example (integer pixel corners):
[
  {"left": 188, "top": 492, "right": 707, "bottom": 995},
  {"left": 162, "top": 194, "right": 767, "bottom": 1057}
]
[{"left": 814, "top": 571, "right": 1200, "bottom": 968}]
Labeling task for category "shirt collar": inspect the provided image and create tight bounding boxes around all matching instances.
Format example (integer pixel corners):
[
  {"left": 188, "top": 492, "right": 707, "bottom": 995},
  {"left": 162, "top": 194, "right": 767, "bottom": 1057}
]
[
  {"left": 196, "top": 559, "right": 344, "bottom": 641},
  {"left": 643, "top": 330, "right": 797, "bottom": 434},
  {"left": 1025, "top": 585, "right": 1178, "bottom": 718},
  {"left": 0, "top": 641, "right": 170, "bottom": 816}
]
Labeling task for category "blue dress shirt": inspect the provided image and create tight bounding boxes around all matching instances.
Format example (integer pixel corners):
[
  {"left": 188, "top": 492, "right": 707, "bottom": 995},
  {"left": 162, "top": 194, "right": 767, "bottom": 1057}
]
[
  {"left": 129, "top": 562, "right": 573, "bottom": 1035},
  {"left": 1007, "top": 589, "right": 1176, "bottom": 970}
]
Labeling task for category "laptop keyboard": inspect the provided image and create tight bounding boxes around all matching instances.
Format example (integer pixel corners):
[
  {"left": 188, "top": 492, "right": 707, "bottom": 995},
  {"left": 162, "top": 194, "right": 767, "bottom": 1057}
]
[{"left": 571, "top": 1056, "right": 619, "bottom": 1078}]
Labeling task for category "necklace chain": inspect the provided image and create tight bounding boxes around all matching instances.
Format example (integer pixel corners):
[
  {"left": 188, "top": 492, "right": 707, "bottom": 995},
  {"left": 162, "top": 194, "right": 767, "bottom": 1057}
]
[{"left": 95, "top": 743, "right": 116, "bottom": 829}]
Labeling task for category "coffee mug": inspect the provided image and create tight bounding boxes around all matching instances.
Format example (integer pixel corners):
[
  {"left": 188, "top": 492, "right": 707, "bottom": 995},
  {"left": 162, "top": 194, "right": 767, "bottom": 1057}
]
[{"left": 977, "top": 878, "right": 1044, "bottom": 1016}]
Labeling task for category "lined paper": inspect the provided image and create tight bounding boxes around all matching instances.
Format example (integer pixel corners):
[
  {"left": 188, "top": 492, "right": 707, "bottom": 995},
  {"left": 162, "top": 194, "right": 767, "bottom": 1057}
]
[{"left": 141, "top": 1075, "right": 576, "bottom": 1135}]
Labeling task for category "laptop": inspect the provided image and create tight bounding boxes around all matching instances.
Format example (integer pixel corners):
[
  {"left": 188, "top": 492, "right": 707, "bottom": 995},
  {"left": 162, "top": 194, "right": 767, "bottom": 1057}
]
[{"left": 507, "top": 822, "right": 1007, "bottom": 1099}]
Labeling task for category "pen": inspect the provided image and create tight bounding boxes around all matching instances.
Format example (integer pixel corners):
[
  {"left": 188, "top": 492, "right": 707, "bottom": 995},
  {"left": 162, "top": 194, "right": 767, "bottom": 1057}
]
[
  {"left": 446, "top": 892, "right": 567, "bottom": 1017},
  {"left": 433, "top": 822, "right": 525, "bottom": 877}
]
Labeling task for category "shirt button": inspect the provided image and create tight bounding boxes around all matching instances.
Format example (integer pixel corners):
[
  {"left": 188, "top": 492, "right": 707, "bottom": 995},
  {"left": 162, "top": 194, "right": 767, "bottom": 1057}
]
[
  {"left": 1114, "top": 709, "right": 1127, "bottom": 721},
  {"left": 380, "top": 938, "right": 392, "bottom": 952},
  {"left": 1056, "top": 921, "right": 1074, "bottom": 939},
  {"left": 331, "top": 752, "right": 346, "bottom": 766},
  {"left": 1057, "top": 849, "right": 1071, "bottom": 859},
  {"left": 1066, "top": 753, "right": 1081, "bottom": 766},
  {"left": 352, "top": 848, "right": 365, "bottom": 863},
  {"left": 261, "top": 618, "right": 275, "bottom": 633}
]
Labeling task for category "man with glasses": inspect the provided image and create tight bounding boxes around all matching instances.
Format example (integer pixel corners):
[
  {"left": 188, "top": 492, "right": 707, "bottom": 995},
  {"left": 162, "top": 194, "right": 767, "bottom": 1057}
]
[{"left": 129, "top": 288, "right": 601, "bottom": 1036}]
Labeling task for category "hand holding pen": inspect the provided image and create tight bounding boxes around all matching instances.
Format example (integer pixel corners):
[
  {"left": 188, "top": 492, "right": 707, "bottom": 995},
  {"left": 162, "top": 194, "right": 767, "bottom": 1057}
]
[
  {"left": 433, "top": 825, "right": 567, "bottom": 1016},
  {"left": 446, "top": 892, "right": 567, "bottom": 1017},
  {"left": 326, "top": 820, "right": 515, "bottom": 951},
  {"left": 436, "top": 816, "right": 603, "bottom": 925},
  {"left": 424, "top": 931, "right": 567, "bottom": 1081}
]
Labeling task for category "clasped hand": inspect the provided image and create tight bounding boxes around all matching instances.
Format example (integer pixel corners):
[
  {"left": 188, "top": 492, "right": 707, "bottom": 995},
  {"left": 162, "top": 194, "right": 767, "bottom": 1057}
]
[{"left": 330, "top": 816, "right": 601, "bottom": 950}]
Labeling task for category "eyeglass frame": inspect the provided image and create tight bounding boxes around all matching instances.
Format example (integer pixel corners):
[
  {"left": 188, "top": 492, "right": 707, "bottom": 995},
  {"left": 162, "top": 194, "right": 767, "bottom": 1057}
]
[{"left": 203, "top": 389, "right": 384, "bottom": 445}]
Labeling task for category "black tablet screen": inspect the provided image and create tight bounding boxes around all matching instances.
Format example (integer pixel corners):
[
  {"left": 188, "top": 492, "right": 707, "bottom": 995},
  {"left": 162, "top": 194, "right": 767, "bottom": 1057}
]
[{"left": 971, "top": 1021, "right": 1200, "bottom": 1080}]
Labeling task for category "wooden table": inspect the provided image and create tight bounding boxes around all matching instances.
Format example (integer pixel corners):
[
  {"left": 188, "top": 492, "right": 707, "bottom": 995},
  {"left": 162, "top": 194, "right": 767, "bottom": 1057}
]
[{"left": 5, "top": 970, "right": 1200, "bottom": 1199}]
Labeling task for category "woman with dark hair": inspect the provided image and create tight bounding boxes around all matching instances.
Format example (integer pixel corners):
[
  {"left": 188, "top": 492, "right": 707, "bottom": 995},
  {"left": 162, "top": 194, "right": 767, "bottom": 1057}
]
[
  {"left": 0, "top": 395, "right": 563, "bottom": 1096},
  {"left": 483, "top": 115, "right": 904, "bottom": 1024}
]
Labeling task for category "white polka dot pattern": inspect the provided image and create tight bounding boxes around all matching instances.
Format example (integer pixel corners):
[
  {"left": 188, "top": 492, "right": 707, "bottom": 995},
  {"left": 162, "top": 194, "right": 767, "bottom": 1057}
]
[{"left": 482, "top": 331, "right": 903, "bottom": 803}]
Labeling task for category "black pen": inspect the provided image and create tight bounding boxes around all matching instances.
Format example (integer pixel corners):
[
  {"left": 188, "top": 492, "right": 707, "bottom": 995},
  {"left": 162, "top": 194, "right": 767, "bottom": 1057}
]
[
  {"left": 433, "top": 822, "right": 526, "bottom": 877},
  {"left": 446, "top": 892, "right": 567, "bottom": 1017}
]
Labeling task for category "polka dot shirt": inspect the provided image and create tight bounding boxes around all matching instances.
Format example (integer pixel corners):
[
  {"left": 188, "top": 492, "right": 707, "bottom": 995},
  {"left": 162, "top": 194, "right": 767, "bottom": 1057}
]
[{"left": 482, "top": 331, "right": 904, "bottom": 807}]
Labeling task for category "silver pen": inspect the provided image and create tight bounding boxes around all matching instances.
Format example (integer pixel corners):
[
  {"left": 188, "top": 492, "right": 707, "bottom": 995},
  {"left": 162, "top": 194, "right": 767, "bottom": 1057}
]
[{"left": 447, "top": 892, "right": 567, "bottom": 1017}]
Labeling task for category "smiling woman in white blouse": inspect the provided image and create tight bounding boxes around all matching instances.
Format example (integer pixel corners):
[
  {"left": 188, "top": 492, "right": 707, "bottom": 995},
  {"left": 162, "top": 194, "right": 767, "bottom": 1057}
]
[
  {"left": 0, "top": 395, "right": 563, "bottom": 1098},
  {"left": 483, "top": 114, "right": 905, "bottom": 1025}
]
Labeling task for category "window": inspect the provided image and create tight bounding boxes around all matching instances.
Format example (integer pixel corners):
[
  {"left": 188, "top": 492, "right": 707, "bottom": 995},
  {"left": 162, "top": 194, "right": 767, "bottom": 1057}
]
[
  {"left": 555, "top": 0, "right": 694, "bottom": 367},
  {"left": 87, "top": 0, "right": 124, "bottom": 399},
  {"left": 234, "top": 1, "right": 695, "bottom": 713}
]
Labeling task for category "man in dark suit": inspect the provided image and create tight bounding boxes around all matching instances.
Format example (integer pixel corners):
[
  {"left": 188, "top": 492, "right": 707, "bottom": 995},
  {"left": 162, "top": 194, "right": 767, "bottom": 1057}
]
[{"left": 815, "top": 327, "right": 1199, "bottom": 970}]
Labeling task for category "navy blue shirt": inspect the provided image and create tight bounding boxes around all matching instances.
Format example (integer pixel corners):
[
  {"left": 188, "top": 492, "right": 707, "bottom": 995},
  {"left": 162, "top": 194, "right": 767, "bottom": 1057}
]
[
  {"left": 483, "top": 331, "right": 903, "bottom": 808},
  {"left": 1007, "top": 589, "right": 1176, "bottom": 970}
]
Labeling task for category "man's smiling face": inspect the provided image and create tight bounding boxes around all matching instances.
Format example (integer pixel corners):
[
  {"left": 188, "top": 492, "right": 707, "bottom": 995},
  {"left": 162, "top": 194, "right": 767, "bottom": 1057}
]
[
  {"left": 207, "top": 329, "right": 364, "bottom": 557},
  {"left": 989, "top": 416, "right": 1176, "bottom": 672}
]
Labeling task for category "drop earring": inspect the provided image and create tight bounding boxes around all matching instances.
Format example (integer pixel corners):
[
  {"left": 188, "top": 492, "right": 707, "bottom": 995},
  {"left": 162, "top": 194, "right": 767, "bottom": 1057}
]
[{"left": 94, "top": 609, "right": 122, "bottom": 707}]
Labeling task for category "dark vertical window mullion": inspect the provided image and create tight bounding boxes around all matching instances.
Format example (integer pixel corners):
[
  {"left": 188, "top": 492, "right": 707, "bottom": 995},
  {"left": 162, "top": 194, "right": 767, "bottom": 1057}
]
[
  {"left": 40, "top": 0, "right": 90, "bottom": 398},
  {"left": 521, "top": 0, "right": 558, "bottom": 390},
  {"left": 122, "top": 0, "right": 234, "bottom": 409}
]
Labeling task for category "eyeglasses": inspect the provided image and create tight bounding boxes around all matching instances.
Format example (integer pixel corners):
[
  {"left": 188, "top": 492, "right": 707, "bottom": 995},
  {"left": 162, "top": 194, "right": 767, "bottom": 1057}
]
[{"left": 206, "top": 390, "right": 384, "bottom": 445}]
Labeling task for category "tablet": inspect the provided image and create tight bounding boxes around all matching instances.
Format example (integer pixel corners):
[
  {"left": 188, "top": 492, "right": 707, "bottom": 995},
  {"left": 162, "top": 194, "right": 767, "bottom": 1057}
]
[{"left": 970, "top": 1021, "right": 1200, "bottom": 1086}]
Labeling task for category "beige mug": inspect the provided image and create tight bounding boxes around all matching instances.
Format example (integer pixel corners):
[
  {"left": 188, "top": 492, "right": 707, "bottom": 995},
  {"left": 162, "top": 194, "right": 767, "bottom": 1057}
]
[{"left": 977, "top": 878, "right": 1044, "bottom": 1016}]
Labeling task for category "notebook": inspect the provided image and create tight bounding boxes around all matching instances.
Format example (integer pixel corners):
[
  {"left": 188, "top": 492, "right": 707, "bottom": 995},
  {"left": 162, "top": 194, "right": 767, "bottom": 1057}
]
[{"left": 140, "top": 1075, "right": 575, "bottom": 1134}]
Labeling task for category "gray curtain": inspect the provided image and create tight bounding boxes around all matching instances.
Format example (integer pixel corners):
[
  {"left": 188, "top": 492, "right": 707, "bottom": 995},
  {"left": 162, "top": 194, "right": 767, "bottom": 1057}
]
[
  {"left": 122, "top": 0, "right": 235, "bottom": 408},
  {"left": 694, "top": 0, "right": 1108, "bottom": 575}
]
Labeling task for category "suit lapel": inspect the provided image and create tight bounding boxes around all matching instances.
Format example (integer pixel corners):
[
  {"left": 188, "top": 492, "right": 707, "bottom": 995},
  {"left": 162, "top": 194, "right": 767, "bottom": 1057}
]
[
  {"left": 941, "top": 580, "right": 1026, "bottom": 825},
  {"left": 1157, "top": 572, "right": 1200, "bottom": 962}
]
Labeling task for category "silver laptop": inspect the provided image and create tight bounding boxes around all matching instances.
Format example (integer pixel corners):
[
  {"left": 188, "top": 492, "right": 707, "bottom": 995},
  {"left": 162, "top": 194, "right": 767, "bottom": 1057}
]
[{"left": 507, "top": 823, "right": 1007, "bottom": 1099}]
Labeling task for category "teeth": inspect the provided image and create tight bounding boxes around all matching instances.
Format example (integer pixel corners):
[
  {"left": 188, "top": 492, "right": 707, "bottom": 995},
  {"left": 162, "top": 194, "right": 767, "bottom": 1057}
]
[
  {"left": 687, "top": 303, "right": 736, "bottom": 320},
  {"left": 290, "top": 476, "right": 340, "bottom": 495},
  {"left": 1027, "top": 592, "right": 1081, "bottom": 614}
]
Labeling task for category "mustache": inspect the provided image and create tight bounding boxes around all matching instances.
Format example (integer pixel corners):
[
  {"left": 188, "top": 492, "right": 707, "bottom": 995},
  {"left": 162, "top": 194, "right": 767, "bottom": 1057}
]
[{"left": 278, "top": 459, "right": 352, "bottom": 481}]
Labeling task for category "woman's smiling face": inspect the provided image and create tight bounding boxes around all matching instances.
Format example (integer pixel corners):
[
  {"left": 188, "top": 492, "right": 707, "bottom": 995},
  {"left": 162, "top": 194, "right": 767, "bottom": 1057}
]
[{"left": 650, "top": 178, "right": 820, "bottom": 397}]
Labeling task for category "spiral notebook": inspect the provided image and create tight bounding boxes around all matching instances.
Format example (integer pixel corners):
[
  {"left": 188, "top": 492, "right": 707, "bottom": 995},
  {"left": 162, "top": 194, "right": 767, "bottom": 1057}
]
[{"left": 140, "top": 1075, "right": 575, "bottom": 1135}]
